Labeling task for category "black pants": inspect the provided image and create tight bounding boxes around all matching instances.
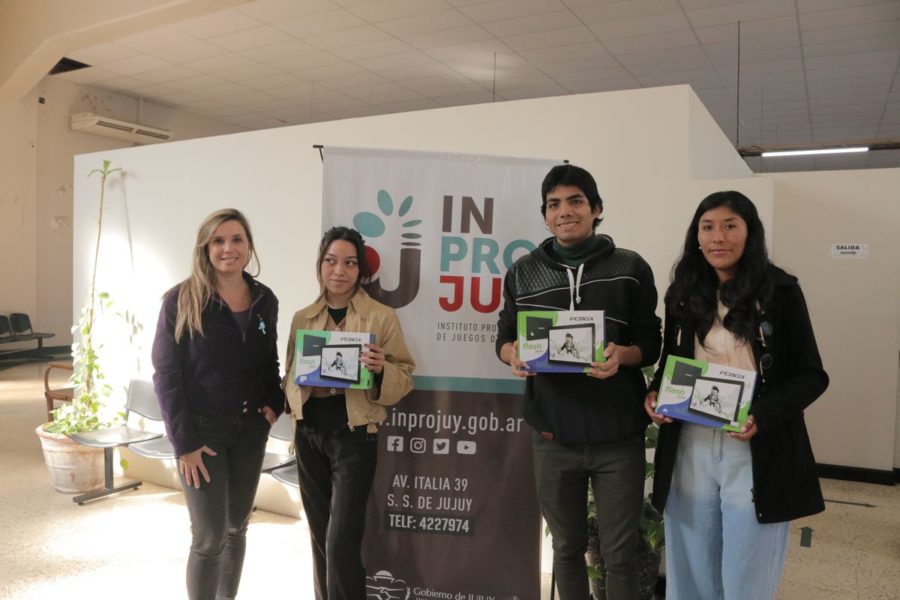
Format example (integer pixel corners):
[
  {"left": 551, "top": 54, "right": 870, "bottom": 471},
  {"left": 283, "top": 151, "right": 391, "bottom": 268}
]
[
  {"left": 533, "top": 432, "right": 644, "bottom": 600},
  {"left": 180, "top": 414, "right": 269, "bottom": 600},
  {"left": 295, "top": 425, "right": 378, "bottom": 600}
]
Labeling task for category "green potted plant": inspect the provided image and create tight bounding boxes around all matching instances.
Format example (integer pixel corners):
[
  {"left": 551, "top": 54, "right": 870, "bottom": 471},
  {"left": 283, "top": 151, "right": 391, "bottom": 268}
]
[{"left": 35, "top": 160, "right": 137, "bottom": 493}]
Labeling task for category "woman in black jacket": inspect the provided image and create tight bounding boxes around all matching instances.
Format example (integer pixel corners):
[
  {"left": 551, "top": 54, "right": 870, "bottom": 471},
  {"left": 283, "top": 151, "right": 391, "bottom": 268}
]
[
  {"left": 152, "top": 208, "right": 283, "bottom": 600},
  {"left": 645, "top": 191, "right": 828, "bottom": 599}
]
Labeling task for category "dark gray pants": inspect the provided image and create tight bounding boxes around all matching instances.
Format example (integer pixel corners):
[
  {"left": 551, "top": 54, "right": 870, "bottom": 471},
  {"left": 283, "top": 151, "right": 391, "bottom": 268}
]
[
  {"left": 180, "top": 414, "right": 269, "bottom": 600},
  {"left": 533, "top": 432, "right": 644, "bottom": 600},
  {"left": 295, "top": 426, "right": 378, "bottom": 600}
]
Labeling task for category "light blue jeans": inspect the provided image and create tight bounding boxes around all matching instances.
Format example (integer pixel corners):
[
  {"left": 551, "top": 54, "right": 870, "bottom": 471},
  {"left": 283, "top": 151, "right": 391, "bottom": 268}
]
[{"left": 664, "top": 424, "right": 789, "bottom": 600}]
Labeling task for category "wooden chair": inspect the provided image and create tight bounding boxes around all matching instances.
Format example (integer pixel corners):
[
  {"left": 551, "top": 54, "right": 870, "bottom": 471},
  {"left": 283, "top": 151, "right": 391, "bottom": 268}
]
[{"left": 44, "top": 362, "right": 74, "bottom": 420}]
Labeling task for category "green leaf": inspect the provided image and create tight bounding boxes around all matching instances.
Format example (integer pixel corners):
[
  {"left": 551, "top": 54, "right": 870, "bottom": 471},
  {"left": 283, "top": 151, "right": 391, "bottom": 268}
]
[
  {"left": 377, "top": 189, "right": 394, "bottom": 216},
  {"left": 398, "top": 195, "right": 413, "bottom": 216}
]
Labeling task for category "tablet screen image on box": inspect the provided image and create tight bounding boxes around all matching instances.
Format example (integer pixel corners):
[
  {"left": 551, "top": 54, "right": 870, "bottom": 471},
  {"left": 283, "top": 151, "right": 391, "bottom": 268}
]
[
  {"left": 516, "top": 310, "right": 605, "bottom": 373},
  {"left": 547, "top": 324, "right": 594, "bottom": 366},
  {"left": 294, "top": 330, "right": 375, "bottom": 389},
  {"left": 655, "top": 355, "right": 757, "bottom": 432},
  {"left": 319, "top": 344, "right": 362, "bottom": 384}
]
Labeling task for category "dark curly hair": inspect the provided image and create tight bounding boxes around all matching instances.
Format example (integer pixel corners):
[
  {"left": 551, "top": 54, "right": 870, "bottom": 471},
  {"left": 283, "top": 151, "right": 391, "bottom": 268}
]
[
  {"left": 316, "top": 226, "right": 372, "bottom": 293},
  {"left": 667, "top": 191, "right": 772, "bottom": 345}
]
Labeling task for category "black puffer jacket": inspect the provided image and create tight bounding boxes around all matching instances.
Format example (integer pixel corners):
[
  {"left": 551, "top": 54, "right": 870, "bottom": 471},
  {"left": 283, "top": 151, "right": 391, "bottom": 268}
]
[
  {"left": 496, "top": 235, "right": 661, "bottom": 444},
  {"left": 650, "top": 265, "right": 828, "bottom": 523}
]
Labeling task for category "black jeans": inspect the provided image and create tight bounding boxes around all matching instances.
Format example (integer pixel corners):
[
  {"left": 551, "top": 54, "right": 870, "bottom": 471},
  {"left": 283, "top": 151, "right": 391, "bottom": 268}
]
[
  {"left": 295, "top": 425, "right": 378, "bottom": 600},
  {"left": 533, "top": 433, "right": 644, "bottom": 600},
  {"left": 180, "top": 414, "right": 270, "bottom": 600}
]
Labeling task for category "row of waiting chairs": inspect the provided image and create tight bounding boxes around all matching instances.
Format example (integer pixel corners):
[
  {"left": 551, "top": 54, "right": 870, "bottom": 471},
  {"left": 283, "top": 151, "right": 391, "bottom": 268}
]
[
  {"left": 68, "top": 379, "right": 298, "bottom": 504},
  {"left": 0, "top": 313, "right": 54, "bottom": 353}
]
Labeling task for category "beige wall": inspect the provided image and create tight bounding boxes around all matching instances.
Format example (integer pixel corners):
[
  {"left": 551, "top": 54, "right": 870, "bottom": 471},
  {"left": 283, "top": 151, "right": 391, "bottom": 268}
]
[
  {"left": 766, "top": 169, "right": 900, "bottom": 472},
  {"left": 0, "top": 86, "right": 39, "bottom": 350},
  {"left": 0, "top": 74, "right": 244, "bottom": 350},
  {"left": 0, "top": 0, "right": 249, "bottom": 102}
]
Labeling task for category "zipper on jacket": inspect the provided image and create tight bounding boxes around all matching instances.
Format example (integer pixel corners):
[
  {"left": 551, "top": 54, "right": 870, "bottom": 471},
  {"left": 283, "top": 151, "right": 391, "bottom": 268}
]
[{"left": 215, "top": 284, "right": 266, "bottom": 343}]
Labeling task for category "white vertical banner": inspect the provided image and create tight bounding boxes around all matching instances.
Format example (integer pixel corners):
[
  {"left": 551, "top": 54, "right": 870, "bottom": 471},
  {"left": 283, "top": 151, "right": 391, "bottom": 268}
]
[{"left": 322, "top": 147, "right": 557, "bottom": 599}]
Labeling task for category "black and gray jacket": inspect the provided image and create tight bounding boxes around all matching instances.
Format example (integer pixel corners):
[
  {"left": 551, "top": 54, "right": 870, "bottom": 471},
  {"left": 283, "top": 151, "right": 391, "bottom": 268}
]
[
  {"left": 650, "top": 265, "right": 828, "bottom": 523},
  {"left": 496, "top": 235, "right": 662, "bottom": 444}
]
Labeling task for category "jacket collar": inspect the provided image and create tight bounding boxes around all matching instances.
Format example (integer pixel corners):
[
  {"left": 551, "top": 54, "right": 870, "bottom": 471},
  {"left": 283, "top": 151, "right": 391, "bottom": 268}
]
[
  {"left": 535, "top": 234, "right": 615, "bottom": 270},
  {"left": 299, "top": 287, "right": 375, "bottom": 320},
  {"left": 210, "top": 271, "right": 265, "bottom": 308}
]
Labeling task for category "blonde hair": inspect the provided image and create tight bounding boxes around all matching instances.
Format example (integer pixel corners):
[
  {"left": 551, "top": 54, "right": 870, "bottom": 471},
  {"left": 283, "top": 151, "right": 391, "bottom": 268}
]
[{"left": 175, "top": 208, "right": 259, "bottom": 340}]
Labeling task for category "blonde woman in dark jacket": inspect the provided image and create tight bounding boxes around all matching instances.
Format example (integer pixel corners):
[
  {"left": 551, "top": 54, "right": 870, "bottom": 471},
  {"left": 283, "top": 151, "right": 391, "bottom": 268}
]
[{"left": 152, "top": 208, "right": 283, "bottom": 600}]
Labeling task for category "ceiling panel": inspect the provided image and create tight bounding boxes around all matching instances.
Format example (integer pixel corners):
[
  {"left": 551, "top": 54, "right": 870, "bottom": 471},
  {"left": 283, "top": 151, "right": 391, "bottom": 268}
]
[
  {"left": 345, "top": 0, "right": 454, "bottom": 23},
  {"left": 53, "top": 0, "right": 900, "bottom": 173},
  {"left": 116, "top": 28, "right": 197, "bottom": 52},
  {"left": 482, "top": 10, "right": 581, "bottom": 37},
  {"left": 237, "top": 0, "right": 342, "bottom": 23},
  {"left": 170, "top": 10, "right": 262, "bottom": 38},
  {"left": 588, "top": 12, "right": 692, "bottom": 40},
  {"left": 458, "top": 0, "right": 566, "bottom": 22},
  {"left": 379, "top": 9, "right": 474, "bottom": 36},
  {"left": 207, "top": 25, "right": 294, "bottom": 51}
]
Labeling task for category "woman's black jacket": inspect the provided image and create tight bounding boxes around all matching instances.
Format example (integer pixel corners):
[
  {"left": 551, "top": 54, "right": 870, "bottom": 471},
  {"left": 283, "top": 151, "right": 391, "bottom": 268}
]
[{"left": 650, "top": 265, "right": 828, "bottom": 523}]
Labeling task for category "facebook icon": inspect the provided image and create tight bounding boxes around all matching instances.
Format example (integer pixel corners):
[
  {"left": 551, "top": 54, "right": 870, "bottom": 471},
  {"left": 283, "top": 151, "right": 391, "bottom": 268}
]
[{"left": 387, "top": 436, "right": 404, "bottom": 452}]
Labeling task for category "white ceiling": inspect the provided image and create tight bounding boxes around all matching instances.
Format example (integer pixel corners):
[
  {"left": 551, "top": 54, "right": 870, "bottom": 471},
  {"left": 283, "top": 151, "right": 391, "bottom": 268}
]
[{"left": 56, "top": 0, "right": 900, "bottom": 172}]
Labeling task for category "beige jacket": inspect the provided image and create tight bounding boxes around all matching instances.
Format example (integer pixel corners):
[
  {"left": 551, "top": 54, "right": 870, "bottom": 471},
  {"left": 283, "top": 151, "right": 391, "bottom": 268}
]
[{"left": 283, "top": 288, "right": 415, "bottom": 432}]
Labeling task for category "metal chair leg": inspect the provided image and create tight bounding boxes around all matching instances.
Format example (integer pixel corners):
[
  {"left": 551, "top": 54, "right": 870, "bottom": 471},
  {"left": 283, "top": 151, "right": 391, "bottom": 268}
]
[{"left": 73, "top": 447, "right": 142, "bottom": 505}]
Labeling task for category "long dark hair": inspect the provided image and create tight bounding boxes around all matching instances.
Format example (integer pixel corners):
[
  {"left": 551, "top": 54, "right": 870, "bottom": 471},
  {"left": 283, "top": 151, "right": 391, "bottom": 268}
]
[
  {"left": 316, "top": 226, "right": 372, "bottom": 295},
  {"left": 667, "top": 191, "right": 771, "bottom": 345}
]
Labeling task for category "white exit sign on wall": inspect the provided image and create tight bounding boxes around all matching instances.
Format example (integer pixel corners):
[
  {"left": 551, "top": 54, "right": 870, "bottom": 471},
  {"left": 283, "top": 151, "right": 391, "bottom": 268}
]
[{"left": 831, "top": 243, "right": 869, "bottom": 259}]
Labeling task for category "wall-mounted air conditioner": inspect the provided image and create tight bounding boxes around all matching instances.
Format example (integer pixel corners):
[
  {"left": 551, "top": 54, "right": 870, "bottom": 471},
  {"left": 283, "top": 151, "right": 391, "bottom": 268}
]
[{"left": 70, "top": 112, "right": 172, "bottom": 144}]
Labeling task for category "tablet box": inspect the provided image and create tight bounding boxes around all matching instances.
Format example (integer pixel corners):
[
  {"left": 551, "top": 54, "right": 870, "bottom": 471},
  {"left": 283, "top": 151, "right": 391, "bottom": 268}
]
[
  {"left": 516, "top": 310, "right": 605, "bottom": 373},
  {"left": 294, "top": 329, "right": 375, "bottom": 389},
  {"left": 655, "top": 355, "right": 757, "bottom": 431}
]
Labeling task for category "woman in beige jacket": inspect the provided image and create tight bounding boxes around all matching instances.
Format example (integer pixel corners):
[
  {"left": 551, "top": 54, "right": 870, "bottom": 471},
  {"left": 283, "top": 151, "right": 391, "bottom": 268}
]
[{"left": 283, "top": 226, "right": 415, "bottom": 600}]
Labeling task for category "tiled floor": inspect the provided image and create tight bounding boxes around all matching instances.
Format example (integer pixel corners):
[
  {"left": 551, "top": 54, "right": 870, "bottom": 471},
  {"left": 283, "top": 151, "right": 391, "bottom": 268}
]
[
  {"left": 2, "top": 360, "right": 898, "bottom": 599},
  {"left": 779, "top": 478, "right": 900, "bottom": 599}
]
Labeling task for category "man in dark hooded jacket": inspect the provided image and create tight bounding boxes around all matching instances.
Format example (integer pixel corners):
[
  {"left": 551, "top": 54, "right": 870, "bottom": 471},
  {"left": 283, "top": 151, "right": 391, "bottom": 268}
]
[{"left": 496, "top": 164, "right": 661, "bottom": 600}]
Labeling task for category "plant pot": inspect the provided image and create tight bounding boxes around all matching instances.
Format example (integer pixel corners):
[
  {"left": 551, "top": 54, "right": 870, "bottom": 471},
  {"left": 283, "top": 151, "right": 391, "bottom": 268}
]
[
  {"left": 586, "top": 536, "right": 663, "bottom": 600},
  {"left": 35, "top": 424, "right": 104, "bottom": 493}
]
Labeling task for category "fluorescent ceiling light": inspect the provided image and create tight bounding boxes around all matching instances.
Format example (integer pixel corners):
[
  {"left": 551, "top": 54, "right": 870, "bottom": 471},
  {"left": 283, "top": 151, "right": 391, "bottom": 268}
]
[{"left": 761, "top": 146, "right": 869, "bottom": 158}]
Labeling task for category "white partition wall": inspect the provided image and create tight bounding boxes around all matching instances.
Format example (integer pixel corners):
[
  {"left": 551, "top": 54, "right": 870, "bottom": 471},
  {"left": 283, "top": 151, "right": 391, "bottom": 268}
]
[
  {"left": 766, "top": 169, "right": 900, "bottom": 476},
  {"left": 71, "top": 81, "right": 900, "bottom": 514},
  {"left": 72, "top": 85, "right": 769, "bottom": 391}
]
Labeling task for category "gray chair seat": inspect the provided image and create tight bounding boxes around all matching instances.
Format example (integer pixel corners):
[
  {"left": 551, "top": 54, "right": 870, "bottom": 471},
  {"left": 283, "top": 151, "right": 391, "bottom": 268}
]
[
  {"left": 69, "top": 426, "right": 161, "bottom": 448},
  {"left": 261, "top": 412, "right": 294, "bottom": 473},
  {"left": 261, "top": 452, "right": 295, "bottom": 473},
  {"left": 270, "top": 464, "right": 299, "bottom": 487},
  {"left": 67, "top": 379, "right": 166, "bottom": 505},
  {"left": 129, "top": 435, "right": 176, "bottom": 460}
]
